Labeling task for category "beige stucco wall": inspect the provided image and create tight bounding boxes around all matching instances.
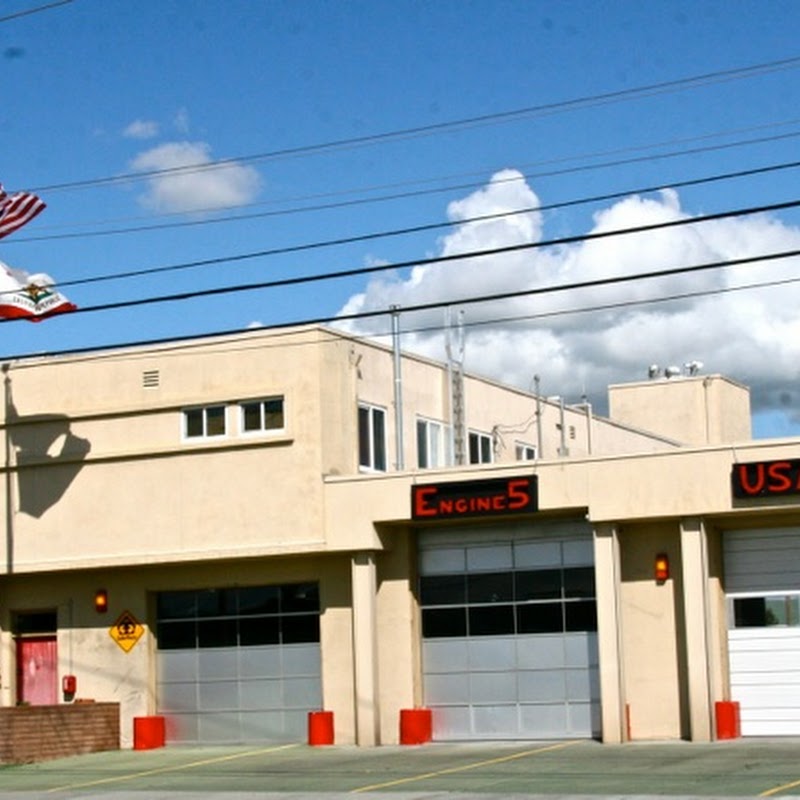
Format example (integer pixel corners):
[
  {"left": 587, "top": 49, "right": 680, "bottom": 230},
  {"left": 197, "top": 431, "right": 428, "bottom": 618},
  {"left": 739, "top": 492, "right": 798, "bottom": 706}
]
[
  {"left": 324, "top": 438, "right": 800, "bottom": 742},
  {"left": 619, "top": 522, "right": 684, "bottom": 740},
  {"left": 0, "top": 553, "right": 356, "bottom": 747},
  {"left": 0, "top": 325, "right": 693, "bottom": 574},
  {"left": 1, "top": 328, "right": 338, "bottom": 572},
  {"left": 375, "top": 527, "right": 419, "bottom": 744},
  {"left": 2, "top": 324, "right": 800, "bottom": 747},
  {"left": 608, "top": 375, "right": 751, "bottom": 445}
]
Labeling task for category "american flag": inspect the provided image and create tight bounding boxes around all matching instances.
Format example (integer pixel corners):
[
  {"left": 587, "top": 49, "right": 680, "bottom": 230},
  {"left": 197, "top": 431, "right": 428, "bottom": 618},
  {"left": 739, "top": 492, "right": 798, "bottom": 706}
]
[{"left": 0, "top": 184, "right": 46, "bottom": 240}]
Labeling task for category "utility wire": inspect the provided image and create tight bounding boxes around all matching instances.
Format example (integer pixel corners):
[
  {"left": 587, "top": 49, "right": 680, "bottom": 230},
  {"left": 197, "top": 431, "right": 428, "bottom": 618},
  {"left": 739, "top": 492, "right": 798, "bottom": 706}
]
[
  {"left": 6, "top": 163, "right": 800, "bottom": 295},
  {"left": 37, "top": 195, "right": 800, "bottom": 295},
  {"left": 0, "top": 0, "right": 72, "bottom": 23},
  {"left": 12, "top": 133, "right": 800, "bottom": 245},
  {"left": 3, "top": 200, "right": 798, "bottom": 312},
  {"left": 11, "top": 115, "right": 800, "bottom": 239},
  {"left": 368, "top": 272, "right": 800, "bottom": 342},
  {"left": 30, "top": 54, "right": 800, "bottom": 195},
  {"left": 2, "top": 247, "right": 798, "bottom": 368}
]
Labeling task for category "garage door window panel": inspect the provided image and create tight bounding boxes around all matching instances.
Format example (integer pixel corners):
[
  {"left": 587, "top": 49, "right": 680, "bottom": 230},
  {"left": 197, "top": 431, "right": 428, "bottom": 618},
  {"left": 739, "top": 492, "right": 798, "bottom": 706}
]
[
  {"left": 516, "top": 569, "right": 561, "bottom": 600},
  {"left": 564, "top": 567, "right": 596, "bottom": 598},
  {"left": 157, "top": 620, "right": 196, "bottom": 650},
  {"left": 467, "top": 572, "right": 513, "bottom": 604},
  {"left": 468, "top": 605, "right": 515, "bottom": 636},
  {"left": 422, "top": 607, "right": 467, "bottom": 638},
  {"left": 733, "top": 595, "right": 800, "bottom": 628},
  {"left": 238, "top": 586, "right": 280, "bottom": 615},
  {"left": 239, "top": 617, "right": 280, "bottom": 646},
  {"left": 198, "top": 619, "right": 238, "bottom": 648},
  {"left": 565, "top": 600, "right": 598, "bottom": 632},
  {"left": 517, "top": 602, "right": 563, "bottom": 633},
  {"left": 420, "top": 574, "right": 466, "bottom": 606},
  {"left": 158, "top": 591, "right": 198, "bottom": 619},
  {"left": 282, "top": 614, "right": 320, "bottom": 644},
  {"left": 281, "top": 583, "right": 319, "bottom": 613}
]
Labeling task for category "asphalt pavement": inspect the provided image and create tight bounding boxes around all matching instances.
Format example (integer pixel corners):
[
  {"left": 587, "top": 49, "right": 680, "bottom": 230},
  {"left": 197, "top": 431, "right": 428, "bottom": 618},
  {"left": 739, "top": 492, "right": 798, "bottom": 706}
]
[{"left": 1, "top": 738, "right": 800, "bottom": 799}]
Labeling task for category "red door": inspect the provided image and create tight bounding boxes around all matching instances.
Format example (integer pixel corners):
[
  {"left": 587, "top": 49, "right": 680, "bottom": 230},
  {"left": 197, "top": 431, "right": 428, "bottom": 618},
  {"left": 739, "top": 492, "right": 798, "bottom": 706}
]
[{"left": 16, "top": 636, "right": 58, "bottom": 705}]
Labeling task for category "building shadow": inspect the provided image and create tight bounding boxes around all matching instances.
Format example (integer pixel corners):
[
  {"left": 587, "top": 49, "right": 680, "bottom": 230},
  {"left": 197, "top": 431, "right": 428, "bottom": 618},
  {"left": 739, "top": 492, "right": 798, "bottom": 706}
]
[{"left": 4, "top": 371, "right": 91, "bottom": 518}]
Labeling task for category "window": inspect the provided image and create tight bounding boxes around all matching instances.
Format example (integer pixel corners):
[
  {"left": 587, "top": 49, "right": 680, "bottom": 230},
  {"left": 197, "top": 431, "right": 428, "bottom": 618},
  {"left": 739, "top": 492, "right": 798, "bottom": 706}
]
[
  {"left": 732, "top": 594, "right": 800, "bottom": 628},
  {"left": 468, "top": 430, "right": 493, "bottom": 464},
  {"left": 420, "top": 566, "right": 596, "bottom": 638},
  {"left": 358, "top": 404, "right": 387, "bottom": 471},
  {"left": 515, "top": 442, "right": 537, "bottom": 461},
  {"left": 13, "top": 610, "right": 57, "bottom": 635},
  {"left": 416, "top": 418, "right": 452, "bottom": 469},
  {"left": 156, "top": 583, "right": 320, "bottom": 650},
  {"left": 183, "top": 405, "right": 226, "bottom": 439},
  {"left": 241, "top": 396, "right": 284, "bottom": 434}
]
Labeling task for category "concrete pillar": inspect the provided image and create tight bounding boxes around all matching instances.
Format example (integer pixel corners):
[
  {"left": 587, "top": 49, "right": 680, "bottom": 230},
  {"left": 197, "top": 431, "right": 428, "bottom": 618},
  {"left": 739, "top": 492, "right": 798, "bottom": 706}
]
[
  {"left": 593, "top": 523, "right": 625, "bottom": 743},
  {"left": 351, "top": 551, "right": 380, "bottom": 746},
  {"left": 679, "top": 517, "right": 713, "bottom": 741}
]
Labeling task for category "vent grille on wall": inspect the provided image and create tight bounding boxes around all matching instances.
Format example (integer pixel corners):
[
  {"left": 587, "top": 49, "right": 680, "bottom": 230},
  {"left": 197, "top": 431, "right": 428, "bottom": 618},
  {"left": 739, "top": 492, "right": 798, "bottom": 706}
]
[{"left": 142, "top": 370, "right": 160, "bottom": 388}]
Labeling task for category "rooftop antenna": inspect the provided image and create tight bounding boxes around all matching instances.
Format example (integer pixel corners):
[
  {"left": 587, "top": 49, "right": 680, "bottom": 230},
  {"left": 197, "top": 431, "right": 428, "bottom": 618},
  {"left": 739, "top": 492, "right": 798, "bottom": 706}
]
[{"left": 445, "top": 308, "right": 466, "bottom": 465}]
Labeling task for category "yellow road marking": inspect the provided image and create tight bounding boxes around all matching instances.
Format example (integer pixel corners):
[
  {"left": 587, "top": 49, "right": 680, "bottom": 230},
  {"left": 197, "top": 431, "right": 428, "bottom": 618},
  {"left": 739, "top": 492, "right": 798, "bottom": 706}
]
[
  {"left": 45, "top": 742, "right": 300, "bottom": 794},
  {"left": 761, "top": 776, "right": 800, "bottom": 797},
  {"left": 351, "top": 739, "right": 581, "bottom": 793}
]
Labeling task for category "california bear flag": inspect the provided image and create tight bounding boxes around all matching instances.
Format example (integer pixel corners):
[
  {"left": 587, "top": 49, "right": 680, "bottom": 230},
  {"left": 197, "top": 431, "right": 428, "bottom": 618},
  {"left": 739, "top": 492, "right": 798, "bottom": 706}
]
[{"left": 0, "top": 261, "right": 76, "bottom": 321}]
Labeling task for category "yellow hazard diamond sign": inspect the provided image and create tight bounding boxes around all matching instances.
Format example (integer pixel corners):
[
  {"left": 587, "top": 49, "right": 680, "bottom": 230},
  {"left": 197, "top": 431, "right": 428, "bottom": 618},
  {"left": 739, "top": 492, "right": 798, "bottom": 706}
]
[{"left": 109, "top": 610, "right": 145, "bottom": 653}]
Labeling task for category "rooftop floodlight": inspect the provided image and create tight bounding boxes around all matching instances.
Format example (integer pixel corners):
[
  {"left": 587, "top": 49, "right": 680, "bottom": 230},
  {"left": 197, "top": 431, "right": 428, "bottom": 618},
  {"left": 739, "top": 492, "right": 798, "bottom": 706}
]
[
  {"left": 648, "top": 364, "right": 660, "bottom": 379},
  {"left": 665, "top": 366, "right": 681, "bottom": 378}
]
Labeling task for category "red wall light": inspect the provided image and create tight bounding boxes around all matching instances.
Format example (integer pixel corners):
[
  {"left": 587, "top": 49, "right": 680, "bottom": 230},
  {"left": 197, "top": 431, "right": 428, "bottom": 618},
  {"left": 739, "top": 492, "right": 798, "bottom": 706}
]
[
  {"left": 655, "top": 553, "right": 670, "bottom": 584},
  {"left": 94, "top": 589, "right": 108, "bottom": 613}
]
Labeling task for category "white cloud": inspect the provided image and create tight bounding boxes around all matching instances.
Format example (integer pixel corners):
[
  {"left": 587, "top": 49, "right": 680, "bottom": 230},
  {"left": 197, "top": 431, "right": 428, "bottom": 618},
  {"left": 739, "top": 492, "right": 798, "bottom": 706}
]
[
  {"left": 336, "top": 169, "right": 800, "bottom": 427},
  {"left": 129, "top": 141, "right": 261, "bottom": 213},
  {"left": 173, "top": 107, "right": 190, "bottom": 135},
  {"left": 123, "top": 119, "right": 160, "bottom": 139}
]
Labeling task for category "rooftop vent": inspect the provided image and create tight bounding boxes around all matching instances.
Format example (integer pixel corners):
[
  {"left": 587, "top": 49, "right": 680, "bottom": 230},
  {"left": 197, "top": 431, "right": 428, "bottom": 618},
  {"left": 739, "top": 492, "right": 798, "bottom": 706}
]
[{"left": 142, "top": 369, "right": 160, "bottom": 388}]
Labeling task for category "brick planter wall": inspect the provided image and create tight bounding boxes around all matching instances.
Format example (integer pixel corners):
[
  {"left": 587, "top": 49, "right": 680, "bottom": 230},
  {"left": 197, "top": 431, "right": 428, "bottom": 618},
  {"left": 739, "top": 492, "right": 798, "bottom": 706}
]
[{"left": 0, "top": 703, "right": 120, "bottom": 764}]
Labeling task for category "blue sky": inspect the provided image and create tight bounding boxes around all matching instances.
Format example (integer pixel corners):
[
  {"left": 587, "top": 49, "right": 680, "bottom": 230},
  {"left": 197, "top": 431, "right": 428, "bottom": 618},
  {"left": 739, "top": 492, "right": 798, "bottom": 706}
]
[{"left": 2, "top": 0, "right": 800, "bottom": 437}]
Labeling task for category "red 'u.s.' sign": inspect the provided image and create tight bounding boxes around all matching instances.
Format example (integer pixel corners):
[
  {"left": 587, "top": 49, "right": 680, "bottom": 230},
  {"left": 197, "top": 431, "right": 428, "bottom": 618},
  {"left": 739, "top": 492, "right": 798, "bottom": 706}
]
[
  {"left": 731, "top": 459, "right": 800, "bottom": 498},
  {"left": 411, "top": 475, "right": 538, "bottom": 520}
]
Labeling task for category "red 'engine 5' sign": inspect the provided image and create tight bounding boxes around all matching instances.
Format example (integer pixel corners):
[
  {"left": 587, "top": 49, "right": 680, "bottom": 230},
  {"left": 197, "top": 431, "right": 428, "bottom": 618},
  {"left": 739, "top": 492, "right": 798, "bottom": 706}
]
[
  {"left": 731, "top": 458, "right": 800, "bottom": 498},
  {"left": 411, "top": 475, "right": 538, "bottom": 520}
]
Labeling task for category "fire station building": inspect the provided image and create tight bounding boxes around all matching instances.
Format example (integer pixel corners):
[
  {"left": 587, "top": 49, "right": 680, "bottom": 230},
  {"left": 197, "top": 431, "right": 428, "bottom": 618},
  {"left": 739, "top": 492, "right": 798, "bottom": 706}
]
[{"left": 1, "top": 325, "right": 798, "bottom": 748}]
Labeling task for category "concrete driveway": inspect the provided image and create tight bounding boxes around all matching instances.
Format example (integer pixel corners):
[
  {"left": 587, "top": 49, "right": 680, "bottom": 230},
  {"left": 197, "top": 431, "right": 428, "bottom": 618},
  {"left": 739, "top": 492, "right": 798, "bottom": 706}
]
[{"left": 2, "top": 739, "right": 800, "bottom": 798}]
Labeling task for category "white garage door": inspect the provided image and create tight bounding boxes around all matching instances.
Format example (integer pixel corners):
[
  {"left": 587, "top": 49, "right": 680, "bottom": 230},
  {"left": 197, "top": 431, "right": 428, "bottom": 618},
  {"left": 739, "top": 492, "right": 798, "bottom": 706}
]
[
  {"left": 725, "top": 528, "right": 800, "bottom": 736},
  {"left": 156, "top": 583, "right": 321, "bottom": 744},
  {"left": 419, "top": 521, "right": 600, "bottom": 740}
]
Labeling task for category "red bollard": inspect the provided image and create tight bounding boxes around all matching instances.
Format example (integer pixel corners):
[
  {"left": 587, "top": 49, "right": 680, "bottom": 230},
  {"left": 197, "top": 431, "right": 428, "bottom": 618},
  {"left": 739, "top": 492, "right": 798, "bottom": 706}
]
[
  {"left": 308, "top": 710, "right": 334, "bottom": 745},
  {"left": 133, "top": 716, "right": 166, "bottom": 750},
  {"left": 715, "top": 701, "right": 741, "bottom": 740},
  {"left": 399, "top": 708, "right": 432, "bottom": 745}
]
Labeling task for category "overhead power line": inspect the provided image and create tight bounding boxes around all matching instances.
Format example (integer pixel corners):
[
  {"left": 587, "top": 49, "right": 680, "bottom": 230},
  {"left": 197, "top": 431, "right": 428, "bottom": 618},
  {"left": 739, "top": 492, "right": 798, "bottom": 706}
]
[
  {"left": 2, "top": 197, "right": 798, "bottom": 313},
  {"left": 41, "top": 195, "right": 800, "bottom": 296},
  {"left": 5, "top": 163, "right": 799, "bottom": 297},
  {"left": 0, "top": 0, "right": 72, "bottom": 23},
  {"left": 30, "top": 54, "right": 800, "bottom": 195},
  {"left": 10, "top": 115, "right": 800, "bottom": 243},
  {"left": 2, "top": 247, "right": 798, "bottom": 365},
  {"left": 371, "top": 272, "right": 800, "bottom": 342},
  {"left": 12, "top": 137, "right": 800, "bottom": 245}
]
